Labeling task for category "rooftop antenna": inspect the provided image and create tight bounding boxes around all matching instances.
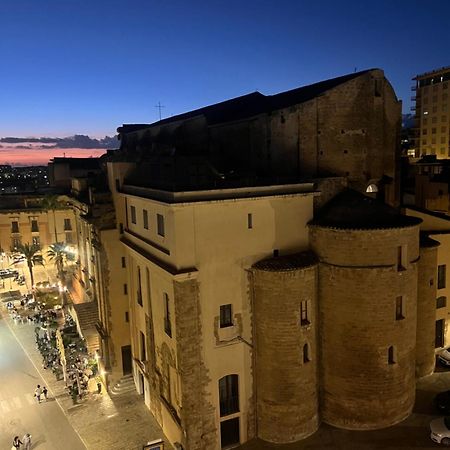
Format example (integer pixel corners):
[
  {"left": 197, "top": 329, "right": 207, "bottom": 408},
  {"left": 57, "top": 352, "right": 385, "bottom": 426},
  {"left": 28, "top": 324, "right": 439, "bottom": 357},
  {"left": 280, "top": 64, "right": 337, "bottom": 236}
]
[
  {"left": 354, "top": 67, "right": 358, "bottom": 73},
  {"left": 155, "top": 101, "right": 165, "bottom": 121}
]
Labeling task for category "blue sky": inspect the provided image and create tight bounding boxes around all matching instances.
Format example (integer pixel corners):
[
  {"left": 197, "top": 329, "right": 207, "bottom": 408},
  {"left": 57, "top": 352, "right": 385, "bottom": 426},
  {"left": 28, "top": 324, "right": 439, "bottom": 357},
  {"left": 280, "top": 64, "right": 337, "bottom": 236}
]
[{"left": 1, "top": 0, "right": 449, "bottom": 137}]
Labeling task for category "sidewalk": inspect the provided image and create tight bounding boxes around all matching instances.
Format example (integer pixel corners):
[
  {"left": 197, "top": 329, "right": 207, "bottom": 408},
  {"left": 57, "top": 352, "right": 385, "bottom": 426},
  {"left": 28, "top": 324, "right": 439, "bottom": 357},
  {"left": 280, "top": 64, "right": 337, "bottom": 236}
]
[{"left": 3, "top": 309, "right": 170, "bottom": 450}]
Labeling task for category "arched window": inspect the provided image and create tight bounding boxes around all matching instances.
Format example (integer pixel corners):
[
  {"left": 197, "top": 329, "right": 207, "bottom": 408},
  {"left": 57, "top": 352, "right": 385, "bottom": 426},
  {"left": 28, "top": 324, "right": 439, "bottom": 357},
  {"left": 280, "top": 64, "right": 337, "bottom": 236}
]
[
  {"left": 219, "top": 375, "right": 239, "bottom": 417},
  {"left": 303, "top": 343, "right": 311, "bottom": 363},
  {"left": 366, "top": 183, "right": 378, "bottom": 193},
  {"left": 388, "top": 346, "right": 396, "bottom": 364}
]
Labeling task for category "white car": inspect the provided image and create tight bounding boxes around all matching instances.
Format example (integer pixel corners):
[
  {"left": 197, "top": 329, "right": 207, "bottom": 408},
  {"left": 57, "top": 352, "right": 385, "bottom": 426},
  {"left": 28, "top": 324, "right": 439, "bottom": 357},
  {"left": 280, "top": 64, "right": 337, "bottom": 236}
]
[
  {"left": 439, "top": 348, "right": 450, "bottom": 367},
  {"left": 431, "top": 417, "right": 450, "bottom": 445}
]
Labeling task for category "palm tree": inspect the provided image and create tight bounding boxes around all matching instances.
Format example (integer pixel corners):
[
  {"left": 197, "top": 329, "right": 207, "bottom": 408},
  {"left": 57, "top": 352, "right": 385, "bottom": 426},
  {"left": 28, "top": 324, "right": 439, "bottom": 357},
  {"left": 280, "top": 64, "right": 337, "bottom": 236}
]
[
  {"left": 46, "top": 242, "right": 69, "bottom": 282},
  {"left": 41, "top": 195, "right": 61, "bottom": 243},
  {"left": 13, "top": 243, "right": 44, "bottom": 288}
]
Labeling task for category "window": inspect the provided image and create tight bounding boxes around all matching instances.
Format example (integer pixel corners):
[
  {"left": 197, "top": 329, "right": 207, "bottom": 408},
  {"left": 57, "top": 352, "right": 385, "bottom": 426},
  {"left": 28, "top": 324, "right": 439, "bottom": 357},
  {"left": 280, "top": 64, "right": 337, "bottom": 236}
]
[
  {"left": 432, "top": 116, "right": 437, "bottom": 124},
  {"left": 442, "top": 126, "right": 447, "bottom": 133},
  {"left": 125, "top": 311, "right": 129, "bottom": 323},
  {"left": 164, "top": 293, "right": 172, "bottom": 337},
  {"left": 11, "top": 221, "right": 19, "bottom": 233},
  {"left": 146, "top": 268, "right": 151, "bottom": 303},
  {"left": 388, "top": 346, "right": 396, "bottom": 364},
  {"left": 437, "top": 296, "right": 447, "bottom": 309},
  {"left": 432, "top": 127, "right": 437, "bottom": 134},
  {"left": 123, "top": 283, "right": 128, "bottom": 295},
  {"left": 119, "top": 223, "right": 124, "bottom": 234},
  {"left": 219, "top": 375, "right": 239, "bottom": 417},
  {"left": 121, "top": 256, "right": 126, "bottom": 268},
  {"left": 395, "top": 296, "right": 405, "bottom": 320},
  {"left": 422, "top": 129, "right": 428, "bottom": 135},
  {"left": 31, "top": 220, "right": 39, "bottom": 232},
  {"left": 140, "top": 331, "right": 146, "bottom": 362},
  {"left": 247, "top": 213, "right": 253, "bottom": 229},
  {"left": 220, "top": 304, "right": 233, "bottom": 328},
  {"left": 11, "top": 237, "right": 21, "bottom": 249},
  {"left": 64, "top": 218, "right": 72, "bottom": 231},
  {"left": 436, "top": 319, "right": 445, "bottom": 348},
  {"left": 137, "top": 266, "right": 143, "bottom": 306},
  {"left": 438, "top": 265, "right": 446, "bottom": 289},
  {"left": 130, "top": 206, "right": 136, "bottom": 224},
  {"left": 300, "top": 300, "right": 310, "bottom": 326},
  {"left": 157, "top": 214, "right": 165, "bottom": 237},
  {"left": 397, "top": 245, "right": 407, "bottom": 271},
  {"left": 273, "top": 249, "right": 279, "bottom": 257},
  {"left": 66, "top": 233, "right": 73, "bottom": 244},
  {"left": 115, "top": 179, "right": 120, "bottom": 191},
  {"left": 32, "top": 236, "right": 40, "bottom": 248},
  {"left": 143, "top": 209, "right": 149, "bottom": 230},
  {"left": 303, "top": 343, "right": 311, "bottom": 363}
]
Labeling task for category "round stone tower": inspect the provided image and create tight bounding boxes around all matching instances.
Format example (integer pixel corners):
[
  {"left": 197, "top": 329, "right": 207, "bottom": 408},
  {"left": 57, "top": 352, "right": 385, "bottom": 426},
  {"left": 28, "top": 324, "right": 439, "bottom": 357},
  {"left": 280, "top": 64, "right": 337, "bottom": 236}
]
[
  {"left": 416, "top": 235, "right": 440, "bottom": 378},
  {"left": 309, "top": 190, "right": 422, "bottom": 430},
  {"left": 251, "top": 252, "right": 319, "bottom": 443}
]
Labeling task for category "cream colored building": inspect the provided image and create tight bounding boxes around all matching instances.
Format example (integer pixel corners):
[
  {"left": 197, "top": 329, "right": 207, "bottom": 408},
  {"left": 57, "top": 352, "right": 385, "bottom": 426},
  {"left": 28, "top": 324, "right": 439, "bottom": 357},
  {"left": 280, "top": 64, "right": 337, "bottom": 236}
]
[
  {"left": 108, "top": 158, "right": 314, "bottom": 448},
  {"left": 67, "top": 182, "right": 131, "bottom": 386},
  {"left": 413, "top": 66, "right": 450, "bottom": 158},
  {"left": 0, "top": 194, "right": 77, "bottom": 259}
]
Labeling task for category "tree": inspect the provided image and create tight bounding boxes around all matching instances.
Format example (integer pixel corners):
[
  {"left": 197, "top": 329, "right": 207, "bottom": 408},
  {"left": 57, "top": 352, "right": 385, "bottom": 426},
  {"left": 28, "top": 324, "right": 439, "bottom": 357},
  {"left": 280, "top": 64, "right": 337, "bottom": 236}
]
[
  {"left": 13, "top": 243, "right": 44, "bottom": 288},
  {"left": 41, "top": 195, "right": 61, "bottom": 242},
  {"left": 46, "top": 242, "right": 69, "bottom": 282}
]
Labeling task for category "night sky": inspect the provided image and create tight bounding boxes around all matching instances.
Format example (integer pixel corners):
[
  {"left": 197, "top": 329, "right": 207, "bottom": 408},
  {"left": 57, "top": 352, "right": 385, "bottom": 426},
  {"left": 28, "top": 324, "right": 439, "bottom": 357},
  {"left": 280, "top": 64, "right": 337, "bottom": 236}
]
[{"left": 1, "top": 0, "right": 449, "bottom": 137}]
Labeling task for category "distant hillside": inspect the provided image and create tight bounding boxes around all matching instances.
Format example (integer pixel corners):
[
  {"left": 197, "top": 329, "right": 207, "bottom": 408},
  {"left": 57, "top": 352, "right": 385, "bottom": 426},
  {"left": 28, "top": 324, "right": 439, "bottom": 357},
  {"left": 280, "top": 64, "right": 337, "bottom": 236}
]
[{"left": 0, "top": 135, "right": 119, "bottom": 149}]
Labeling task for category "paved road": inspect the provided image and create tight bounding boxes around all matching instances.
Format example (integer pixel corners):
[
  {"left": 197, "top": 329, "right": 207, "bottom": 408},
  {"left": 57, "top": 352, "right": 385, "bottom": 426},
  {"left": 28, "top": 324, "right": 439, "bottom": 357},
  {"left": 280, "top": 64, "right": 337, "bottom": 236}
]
[{"left": 0, "top": 311, "right": 86, "bottom": 450}]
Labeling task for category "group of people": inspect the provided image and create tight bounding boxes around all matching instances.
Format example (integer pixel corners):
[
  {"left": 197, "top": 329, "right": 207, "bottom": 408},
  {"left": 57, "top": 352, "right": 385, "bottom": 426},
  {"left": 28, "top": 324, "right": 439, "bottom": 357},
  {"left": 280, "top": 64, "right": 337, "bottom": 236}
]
[
  {"left": 12, "top": 433, "right": 31, "bottom": 449},
  {"left": 34, "top": 384, "right": 48, "bottom": 403}
]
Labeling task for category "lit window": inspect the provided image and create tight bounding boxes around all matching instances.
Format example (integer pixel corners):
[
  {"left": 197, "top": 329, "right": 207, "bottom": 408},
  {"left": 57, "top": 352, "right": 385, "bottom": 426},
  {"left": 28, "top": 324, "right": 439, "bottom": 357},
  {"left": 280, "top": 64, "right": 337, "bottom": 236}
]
[{"left": 366, "top": 184, "right": 378, "bottom": 193}]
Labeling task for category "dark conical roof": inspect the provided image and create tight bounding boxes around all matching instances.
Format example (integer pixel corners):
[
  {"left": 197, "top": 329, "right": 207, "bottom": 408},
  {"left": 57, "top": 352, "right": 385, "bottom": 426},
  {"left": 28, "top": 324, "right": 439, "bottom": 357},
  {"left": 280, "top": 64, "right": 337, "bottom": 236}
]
[{"left": 309, "top": 190, "right": 422, "bottom": 230}]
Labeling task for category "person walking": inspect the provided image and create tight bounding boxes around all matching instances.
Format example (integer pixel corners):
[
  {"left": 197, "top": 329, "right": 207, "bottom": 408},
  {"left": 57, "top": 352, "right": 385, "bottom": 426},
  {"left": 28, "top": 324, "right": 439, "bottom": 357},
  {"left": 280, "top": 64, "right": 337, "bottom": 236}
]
[
  {"left": 34, "top": 384, "right": 42, "bottom": 403},
  {"left": 12, "top": 435, "right": 23, "bottom": 448},
  {"left": 22, "top": 433, "right": 32, "bottom": 450},
  {"left": 42, "top": 386, "right": 48, "bottom": 400}
]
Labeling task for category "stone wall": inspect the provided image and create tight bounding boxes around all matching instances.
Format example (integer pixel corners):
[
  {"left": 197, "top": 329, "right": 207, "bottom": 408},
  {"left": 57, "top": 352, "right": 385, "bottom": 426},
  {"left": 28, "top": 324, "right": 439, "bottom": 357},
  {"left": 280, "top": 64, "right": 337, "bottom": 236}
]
[
  {"left": 310, "top": 224, "right": 419, "bottom": 429},
  {"left": 251, "top": 257, "right": 319, "bottom": 443},
  {"left": 416, "top": 242, "right": 439, "bottom": 377},
  {"left": 174, "top": 279, "right": 216, "bottom": 450}
]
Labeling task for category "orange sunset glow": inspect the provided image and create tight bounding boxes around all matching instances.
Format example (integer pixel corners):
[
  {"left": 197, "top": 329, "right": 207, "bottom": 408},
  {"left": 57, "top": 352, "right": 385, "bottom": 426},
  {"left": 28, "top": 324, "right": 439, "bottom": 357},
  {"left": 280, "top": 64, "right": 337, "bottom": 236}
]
[{"left": 0, "top": 147, "right": 107, "bottom": 166}]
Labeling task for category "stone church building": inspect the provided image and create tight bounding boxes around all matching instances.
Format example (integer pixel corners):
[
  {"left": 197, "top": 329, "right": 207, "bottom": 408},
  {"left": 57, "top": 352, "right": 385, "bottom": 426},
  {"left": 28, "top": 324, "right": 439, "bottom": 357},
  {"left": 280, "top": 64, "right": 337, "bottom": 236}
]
[{"left": 101, "top": 69, "right": 438, "bottom": 449}]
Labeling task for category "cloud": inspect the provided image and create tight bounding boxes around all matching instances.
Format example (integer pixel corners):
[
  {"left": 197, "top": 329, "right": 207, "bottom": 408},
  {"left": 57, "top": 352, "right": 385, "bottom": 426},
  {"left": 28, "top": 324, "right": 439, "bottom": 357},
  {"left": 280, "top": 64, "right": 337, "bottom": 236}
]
[{"left": 0, "top": 134, "right": 119, "bottom": 149}]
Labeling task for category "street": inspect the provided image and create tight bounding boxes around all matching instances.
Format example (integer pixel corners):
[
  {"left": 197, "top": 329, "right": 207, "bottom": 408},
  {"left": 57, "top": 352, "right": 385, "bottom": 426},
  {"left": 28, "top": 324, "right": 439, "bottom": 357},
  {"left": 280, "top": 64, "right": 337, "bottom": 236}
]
[{"left": 0, "top": 310, "right": 86, "bottom": 450}]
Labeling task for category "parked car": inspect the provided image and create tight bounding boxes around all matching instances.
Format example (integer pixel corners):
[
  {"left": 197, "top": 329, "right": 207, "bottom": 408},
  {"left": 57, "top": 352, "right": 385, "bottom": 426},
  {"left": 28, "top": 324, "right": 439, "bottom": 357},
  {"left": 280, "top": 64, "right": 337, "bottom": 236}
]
[
  {"left": 439, "top": 348, "right": 450, "bottom": 367},
  {"left": 431, "top": 416, "right": 450, "bottom": 445}
]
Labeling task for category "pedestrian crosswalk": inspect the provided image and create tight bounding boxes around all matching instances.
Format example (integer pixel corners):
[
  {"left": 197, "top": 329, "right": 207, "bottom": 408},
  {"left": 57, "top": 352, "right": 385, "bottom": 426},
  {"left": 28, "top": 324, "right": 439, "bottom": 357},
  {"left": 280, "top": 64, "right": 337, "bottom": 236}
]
[{"left": 0, "top": 393, "right": 43, "bottom": 412}]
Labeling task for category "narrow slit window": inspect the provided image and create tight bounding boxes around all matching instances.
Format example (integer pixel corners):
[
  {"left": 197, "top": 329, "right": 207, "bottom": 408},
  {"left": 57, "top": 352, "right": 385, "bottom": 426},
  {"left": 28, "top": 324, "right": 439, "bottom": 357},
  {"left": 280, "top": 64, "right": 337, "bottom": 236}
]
[
  {"left": 397, "top": 245, "right": 407, "bottom": 271},
  {"left": 388, "top": 346, "right": 396, "bottom": 364},
  {"left": 395, "top": 296, "right": 405, "bottom": 320},
  {"left": 303, "top": 343, "right": 311, "bottom": 363},
  {"left": 247, "top": 213, "right": 253, "bottom": 229},
  {"left": 300, "top": 300, "right": 310, "bottom": 326}
]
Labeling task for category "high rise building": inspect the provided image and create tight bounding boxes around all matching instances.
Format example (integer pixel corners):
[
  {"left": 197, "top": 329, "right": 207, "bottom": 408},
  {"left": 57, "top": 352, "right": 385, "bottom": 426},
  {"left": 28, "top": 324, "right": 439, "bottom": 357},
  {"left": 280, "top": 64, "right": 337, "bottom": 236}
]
[{"left": 412, "top": 66, "right": 450, "bottom": 158}]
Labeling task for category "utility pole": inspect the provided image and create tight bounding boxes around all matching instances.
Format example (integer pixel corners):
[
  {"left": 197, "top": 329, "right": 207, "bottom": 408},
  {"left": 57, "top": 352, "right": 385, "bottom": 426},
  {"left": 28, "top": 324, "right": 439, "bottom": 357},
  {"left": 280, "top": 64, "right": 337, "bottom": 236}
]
[{"left": 154, "top": 101, "right": 165, "bottom": 121}]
